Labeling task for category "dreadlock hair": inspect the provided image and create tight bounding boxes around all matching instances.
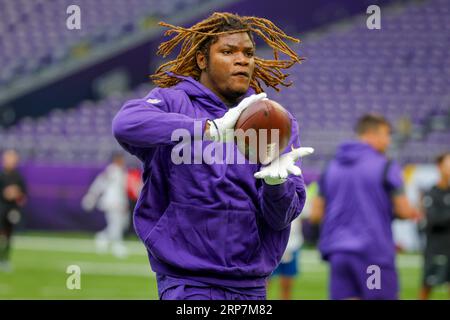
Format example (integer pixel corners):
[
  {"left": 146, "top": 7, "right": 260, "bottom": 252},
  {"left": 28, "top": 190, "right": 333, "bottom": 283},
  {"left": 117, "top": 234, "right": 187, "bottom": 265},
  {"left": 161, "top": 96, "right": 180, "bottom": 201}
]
[{"left": 150, "top": 12, "right": 304, "bottom": 93}]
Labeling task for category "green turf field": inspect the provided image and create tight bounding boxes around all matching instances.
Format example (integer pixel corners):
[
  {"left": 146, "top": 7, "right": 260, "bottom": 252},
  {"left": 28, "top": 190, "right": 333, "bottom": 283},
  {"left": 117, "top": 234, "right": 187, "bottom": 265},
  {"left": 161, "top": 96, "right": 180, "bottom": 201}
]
[{"left": 0, "top": 233, "right": 448, "bottom": 300}]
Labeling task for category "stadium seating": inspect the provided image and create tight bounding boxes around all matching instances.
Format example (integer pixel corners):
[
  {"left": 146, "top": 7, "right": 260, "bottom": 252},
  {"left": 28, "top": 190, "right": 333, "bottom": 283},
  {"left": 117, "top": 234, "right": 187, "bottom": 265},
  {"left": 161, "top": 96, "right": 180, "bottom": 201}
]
[
  {"left": 273, "top": 0, "right": 450, "bottom": 167},
  {"left": 0, "top": 0, "right": 217, "bottom": 86}
]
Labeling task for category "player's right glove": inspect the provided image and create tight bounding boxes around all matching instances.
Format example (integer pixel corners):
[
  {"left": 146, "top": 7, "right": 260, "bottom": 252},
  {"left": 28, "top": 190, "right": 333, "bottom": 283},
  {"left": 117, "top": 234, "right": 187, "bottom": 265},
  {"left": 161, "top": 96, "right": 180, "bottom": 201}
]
[{"left": 207, "top": 93, "right": 267, "bottom": 142}]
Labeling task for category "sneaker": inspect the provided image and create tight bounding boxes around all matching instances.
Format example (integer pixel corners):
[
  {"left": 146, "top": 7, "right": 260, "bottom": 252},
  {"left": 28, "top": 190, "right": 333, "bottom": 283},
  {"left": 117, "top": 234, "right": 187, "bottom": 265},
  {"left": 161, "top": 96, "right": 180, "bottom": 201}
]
[
  {"left": 95, "top": 236, "right": 109, "bottom": 254},
  {"left": 111, "top": 243, "right": 128, "bottom": 259}
]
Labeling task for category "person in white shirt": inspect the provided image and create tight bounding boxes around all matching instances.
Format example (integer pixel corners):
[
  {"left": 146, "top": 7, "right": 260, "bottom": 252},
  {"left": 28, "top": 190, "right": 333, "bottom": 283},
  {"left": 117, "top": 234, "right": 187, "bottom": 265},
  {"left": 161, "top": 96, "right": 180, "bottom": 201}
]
[{"left": 82, "top": 153, "right": 130, "bottom": 258}]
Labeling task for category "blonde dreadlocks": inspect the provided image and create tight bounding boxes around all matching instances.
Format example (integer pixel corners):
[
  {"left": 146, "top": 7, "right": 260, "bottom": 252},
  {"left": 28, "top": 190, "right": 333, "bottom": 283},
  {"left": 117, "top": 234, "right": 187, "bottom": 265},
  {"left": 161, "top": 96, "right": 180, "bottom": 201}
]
[{"left": 150, "top": 12, "right": 303, "bottom": 93}]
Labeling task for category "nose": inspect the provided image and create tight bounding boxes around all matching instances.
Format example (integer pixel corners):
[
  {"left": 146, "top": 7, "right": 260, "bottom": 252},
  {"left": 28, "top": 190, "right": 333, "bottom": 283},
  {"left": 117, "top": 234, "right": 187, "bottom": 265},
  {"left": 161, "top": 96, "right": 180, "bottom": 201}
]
[{"left": 234, "top": 51, "right": 249, "bottom": 66}]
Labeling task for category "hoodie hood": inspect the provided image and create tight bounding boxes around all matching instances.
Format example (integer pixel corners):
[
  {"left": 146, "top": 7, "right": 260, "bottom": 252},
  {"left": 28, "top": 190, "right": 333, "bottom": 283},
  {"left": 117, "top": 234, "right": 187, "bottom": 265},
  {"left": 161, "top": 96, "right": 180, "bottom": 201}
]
[
  {"left": 168, "top": 72, "right": 255, "bottom": 113},
  {"left": 335, "top": 141, "right": 377, "bottom": 165}
]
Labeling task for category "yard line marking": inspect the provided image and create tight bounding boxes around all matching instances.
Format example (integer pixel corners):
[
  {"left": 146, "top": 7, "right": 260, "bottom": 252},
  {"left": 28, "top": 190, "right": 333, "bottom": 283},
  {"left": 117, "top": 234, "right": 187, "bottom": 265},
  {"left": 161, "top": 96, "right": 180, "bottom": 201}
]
[
  {"left": 12, "top": 236, "right": 423, "bottom": 268},
  {"left": 13, "top": 236, "right": 147, "bottom": 255}
]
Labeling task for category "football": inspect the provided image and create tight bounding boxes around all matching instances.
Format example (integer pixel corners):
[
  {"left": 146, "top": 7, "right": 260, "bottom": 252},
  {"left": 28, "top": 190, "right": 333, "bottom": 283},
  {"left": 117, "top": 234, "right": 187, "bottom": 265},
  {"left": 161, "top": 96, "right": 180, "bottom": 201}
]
[{"left": 234, "top": 98, "right": 292, "bottom": 164}]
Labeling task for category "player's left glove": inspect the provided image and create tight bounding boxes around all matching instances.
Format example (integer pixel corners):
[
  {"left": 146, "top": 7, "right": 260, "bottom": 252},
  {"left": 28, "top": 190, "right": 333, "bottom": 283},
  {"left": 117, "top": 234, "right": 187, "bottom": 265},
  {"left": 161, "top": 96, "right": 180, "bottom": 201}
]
[{"left": 254, "top": 146, "right": 314, "bottom": 185}]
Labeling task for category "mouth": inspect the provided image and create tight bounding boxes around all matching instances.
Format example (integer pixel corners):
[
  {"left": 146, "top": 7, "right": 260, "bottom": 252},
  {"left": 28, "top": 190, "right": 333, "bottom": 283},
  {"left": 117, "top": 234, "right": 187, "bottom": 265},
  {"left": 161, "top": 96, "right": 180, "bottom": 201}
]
[{"left": 232, "top": 71, "right": 250, "bottom": 78}]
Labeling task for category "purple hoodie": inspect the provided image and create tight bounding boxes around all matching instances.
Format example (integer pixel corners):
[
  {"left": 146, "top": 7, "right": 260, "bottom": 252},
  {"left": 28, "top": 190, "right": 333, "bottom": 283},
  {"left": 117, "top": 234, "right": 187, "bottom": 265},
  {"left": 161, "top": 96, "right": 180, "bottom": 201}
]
[
  {"left": 112, "top": 75, "right": 306, "bottom": 288},
  {"left": 318, "top": 141, "right": 404, "bottom": 266}
]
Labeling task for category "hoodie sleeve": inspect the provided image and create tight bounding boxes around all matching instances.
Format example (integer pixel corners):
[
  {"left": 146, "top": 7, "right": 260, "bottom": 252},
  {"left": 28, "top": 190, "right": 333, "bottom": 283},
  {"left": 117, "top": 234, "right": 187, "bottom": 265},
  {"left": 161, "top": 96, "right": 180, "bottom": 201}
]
[
  {"left": 257, "top": 117, "right": 307, "bottom": 231},
  {"left": 384, "top": 160, "right": 405, "bottom": 196},
  {"left": 112, "top": 87, "right": 207, "bottom": 160}
]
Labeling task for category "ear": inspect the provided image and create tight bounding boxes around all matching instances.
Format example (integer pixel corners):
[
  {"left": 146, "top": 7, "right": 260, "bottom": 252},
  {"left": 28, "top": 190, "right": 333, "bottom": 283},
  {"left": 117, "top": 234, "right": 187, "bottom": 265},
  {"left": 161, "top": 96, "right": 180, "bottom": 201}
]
[{"left": 196, "top": 50, "right": 207, "bottom": 71}]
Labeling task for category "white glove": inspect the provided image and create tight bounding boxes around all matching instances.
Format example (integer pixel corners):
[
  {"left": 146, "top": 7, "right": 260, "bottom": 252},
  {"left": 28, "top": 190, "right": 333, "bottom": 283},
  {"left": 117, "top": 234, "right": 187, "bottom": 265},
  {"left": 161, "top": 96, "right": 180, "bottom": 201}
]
[
  {"left": 207, "top": 93, "right": 267, "bottom": 142},
  {"left": 254, "top": 147, "right": 314, "bottom": 185}
]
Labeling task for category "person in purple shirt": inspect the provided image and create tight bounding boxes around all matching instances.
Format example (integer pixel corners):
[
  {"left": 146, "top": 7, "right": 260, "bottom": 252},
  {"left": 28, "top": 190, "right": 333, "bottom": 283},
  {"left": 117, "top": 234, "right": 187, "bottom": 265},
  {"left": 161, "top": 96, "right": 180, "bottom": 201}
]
[
  {"left": 310, "top": 114, "right": 421, "bottom": 300},
  {"left": 112, "top": 12, "right": 313, "bottom": 300}
]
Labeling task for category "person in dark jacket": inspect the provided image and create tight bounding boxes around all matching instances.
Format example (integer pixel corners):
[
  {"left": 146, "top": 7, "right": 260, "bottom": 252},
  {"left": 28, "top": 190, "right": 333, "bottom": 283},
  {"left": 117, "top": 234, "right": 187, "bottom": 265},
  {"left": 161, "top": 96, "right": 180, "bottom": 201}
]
[
  {"left": 420, "top": 152, "right": 450, "bottom": 299},
  {"left": 0, "top": 149, "right": 27, "bottom": 272}
]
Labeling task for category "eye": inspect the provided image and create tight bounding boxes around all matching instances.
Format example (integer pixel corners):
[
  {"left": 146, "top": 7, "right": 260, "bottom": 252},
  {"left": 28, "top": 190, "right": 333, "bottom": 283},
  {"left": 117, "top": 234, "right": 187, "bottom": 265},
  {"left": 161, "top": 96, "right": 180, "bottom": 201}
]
[
  {"left": 245, "top": 51, "right": 254, "bottom": 57},
  {"left": 222, "top": 50, "right": 232, "bottom": 55}
]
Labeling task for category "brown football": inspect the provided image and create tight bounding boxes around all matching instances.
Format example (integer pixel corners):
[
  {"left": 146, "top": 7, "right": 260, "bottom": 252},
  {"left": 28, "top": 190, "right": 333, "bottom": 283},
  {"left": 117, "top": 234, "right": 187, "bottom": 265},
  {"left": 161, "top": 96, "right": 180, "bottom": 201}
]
[{"left": 234, "top": 99, "right": 292, "bottom": 164}]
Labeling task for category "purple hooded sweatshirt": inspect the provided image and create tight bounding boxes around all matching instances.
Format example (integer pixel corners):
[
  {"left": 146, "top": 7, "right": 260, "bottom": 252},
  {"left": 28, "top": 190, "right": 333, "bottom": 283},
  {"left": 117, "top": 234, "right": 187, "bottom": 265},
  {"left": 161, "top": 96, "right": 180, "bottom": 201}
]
[
  {"left": 112, "top": 74, "right": 306, "bottom": 289},
  {"left": 318, "top": 141, "right": 404, "bottom": 267}
]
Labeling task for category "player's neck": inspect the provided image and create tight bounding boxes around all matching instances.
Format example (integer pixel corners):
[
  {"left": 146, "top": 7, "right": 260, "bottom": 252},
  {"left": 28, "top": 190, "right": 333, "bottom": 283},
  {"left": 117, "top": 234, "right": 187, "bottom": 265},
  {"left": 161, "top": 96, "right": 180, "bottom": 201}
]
[{"left": 199, "top": 74, "right": 238, "bottom": 107}]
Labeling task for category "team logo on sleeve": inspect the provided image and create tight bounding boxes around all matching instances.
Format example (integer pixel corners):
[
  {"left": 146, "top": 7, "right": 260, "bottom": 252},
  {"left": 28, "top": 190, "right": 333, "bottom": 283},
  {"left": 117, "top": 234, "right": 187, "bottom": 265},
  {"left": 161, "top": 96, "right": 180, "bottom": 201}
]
[{"left": 146, "top": 98, "right": 162, "bottom": 105}]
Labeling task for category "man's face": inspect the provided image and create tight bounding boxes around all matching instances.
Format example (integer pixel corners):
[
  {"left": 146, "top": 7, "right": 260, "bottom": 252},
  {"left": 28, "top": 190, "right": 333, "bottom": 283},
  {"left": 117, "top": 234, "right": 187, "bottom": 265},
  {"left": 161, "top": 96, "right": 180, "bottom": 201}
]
[
  {"left": 373, "top": 125, "right": 391, "bottom": 153},
  {"left": 113, "top": 156, "right": 125, "bottom": 168},
  {"left": 2, "top": 150, "right": 19, "bottom": 171},
  {"left": 439, "top": 155, "right": 450, "bottom": 180},
  {"left": 197, "top": 32, "right": 255, "bottom": 104}
]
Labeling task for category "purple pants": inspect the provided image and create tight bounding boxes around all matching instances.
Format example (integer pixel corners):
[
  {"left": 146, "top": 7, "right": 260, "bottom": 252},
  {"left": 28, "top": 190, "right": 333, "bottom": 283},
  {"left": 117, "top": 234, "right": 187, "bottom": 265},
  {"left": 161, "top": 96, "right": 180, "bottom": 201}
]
[
  {"left": 329, "top": 252, "right": 399, "bottom": 300},
  {"left": 160, "top": 285, "right": 266, "bottom": 300}
]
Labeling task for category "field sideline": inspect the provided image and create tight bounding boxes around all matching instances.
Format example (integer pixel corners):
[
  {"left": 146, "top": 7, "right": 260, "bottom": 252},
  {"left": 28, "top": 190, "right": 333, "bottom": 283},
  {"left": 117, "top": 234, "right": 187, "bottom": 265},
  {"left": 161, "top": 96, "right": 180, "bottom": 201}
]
[{"left": 0, "top": 233, "right": 447, "bottom": 300}]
